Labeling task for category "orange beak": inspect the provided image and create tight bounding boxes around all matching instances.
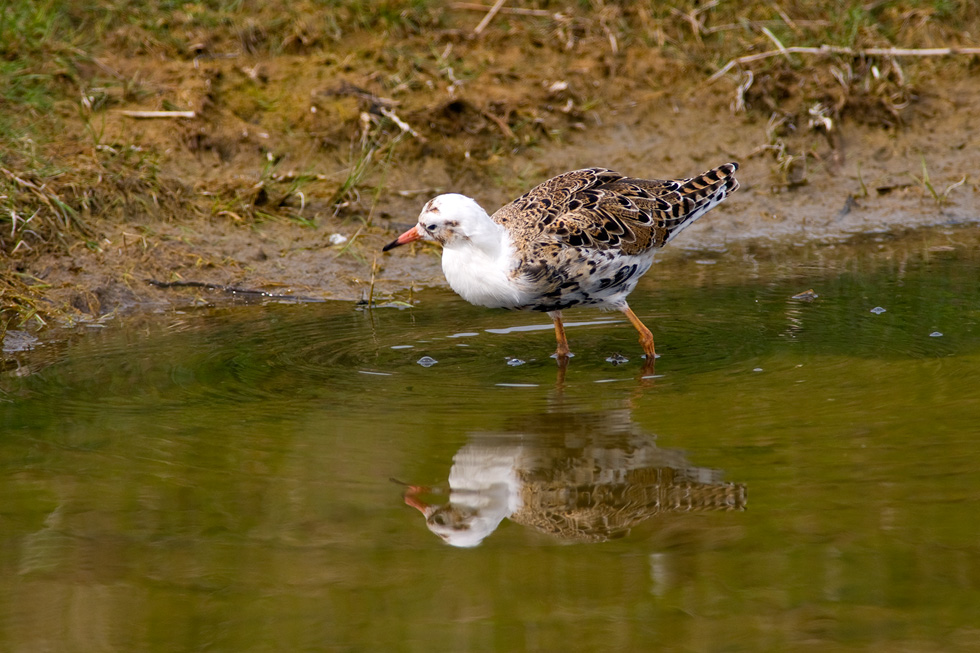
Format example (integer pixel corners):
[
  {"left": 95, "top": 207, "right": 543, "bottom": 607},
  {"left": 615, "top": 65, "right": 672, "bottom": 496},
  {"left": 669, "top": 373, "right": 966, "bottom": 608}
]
[
  {"left": 382, "top": 225, "right": 422, "bottom": 252},
  {"left": 403, "top": 486, "right": 434, "bottom": 516}
]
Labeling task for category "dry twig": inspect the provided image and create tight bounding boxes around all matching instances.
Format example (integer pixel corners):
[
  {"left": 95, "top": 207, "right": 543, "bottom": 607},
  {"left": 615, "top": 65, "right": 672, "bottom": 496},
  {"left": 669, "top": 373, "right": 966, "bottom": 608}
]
[
  {"left": 480, "top": 109, "right": 516, "bottom": 140},
  {"left": 704, "top": 19, "right": 830, "bottom": 35},
  {"left": 146, "top": 279, "right": 320, "bottom": 301},
  {"left": 451, "top": 2, "right": 550, "bottom": 17},
  {"left": 473, "top": 0, "right": 508, "bottom": 34},
  {"left": 709, "top": 45, "right": 980, "bottom": 83},
  {"left": 379, "top": 108, "right": 428, "bottom": 143},
  {"left": 119, "top": 110, "right": 196, "bottom": 119}
]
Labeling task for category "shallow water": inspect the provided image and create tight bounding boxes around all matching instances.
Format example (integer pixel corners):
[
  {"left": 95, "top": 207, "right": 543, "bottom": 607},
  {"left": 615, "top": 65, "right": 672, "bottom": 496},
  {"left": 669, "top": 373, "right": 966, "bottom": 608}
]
[{"left": 2, "top": 229, "right": 980, "bottom": 652}]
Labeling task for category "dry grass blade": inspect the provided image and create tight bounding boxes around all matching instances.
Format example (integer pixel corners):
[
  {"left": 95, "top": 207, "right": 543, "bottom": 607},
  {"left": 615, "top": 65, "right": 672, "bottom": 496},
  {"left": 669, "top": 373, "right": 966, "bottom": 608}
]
[{"left": 1, "top": 168, "right": 92, "bottom": 238}]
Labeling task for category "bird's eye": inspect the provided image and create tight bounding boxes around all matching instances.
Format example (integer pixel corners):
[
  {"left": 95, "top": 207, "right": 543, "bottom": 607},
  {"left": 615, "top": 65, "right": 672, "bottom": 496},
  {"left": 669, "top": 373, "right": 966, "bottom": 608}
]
[{"left": 426, "top": 224, "right": 437, "bottom": 231}]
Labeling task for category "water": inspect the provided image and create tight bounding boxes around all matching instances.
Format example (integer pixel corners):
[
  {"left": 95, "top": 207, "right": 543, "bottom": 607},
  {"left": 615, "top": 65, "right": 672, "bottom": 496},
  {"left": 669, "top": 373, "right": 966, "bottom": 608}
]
[{"left": 2, "top": 229, "right": 980, "bottom": 652}]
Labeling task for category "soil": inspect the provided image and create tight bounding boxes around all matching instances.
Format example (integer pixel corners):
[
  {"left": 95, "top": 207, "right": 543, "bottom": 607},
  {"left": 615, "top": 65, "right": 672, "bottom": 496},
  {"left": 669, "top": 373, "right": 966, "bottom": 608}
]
[{"left": 7, "top": 13, "right": 980, "bottom": 322}]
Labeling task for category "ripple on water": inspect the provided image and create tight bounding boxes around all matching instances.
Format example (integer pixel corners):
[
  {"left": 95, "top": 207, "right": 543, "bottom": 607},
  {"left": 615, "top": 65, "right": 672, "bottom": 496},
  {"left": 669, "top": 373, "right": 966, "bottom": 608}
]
[
  {"left": 22, "top": 305, "right": 391, "bottom": 417},
  {"left": 16, "top": 243, "right": 980, "bottom": 424}
]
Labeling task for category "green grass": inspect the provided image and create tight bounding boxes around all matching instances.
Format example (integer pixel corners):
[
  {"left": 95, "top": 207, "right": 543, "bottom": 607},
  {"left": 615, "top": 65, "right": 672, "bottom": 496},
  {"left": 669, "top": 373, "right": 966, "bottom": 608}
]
[
  {"left": 0, "top": 2, "right": 75, "bottom": 141},
  {"left": 0, "top": 0, "right": 70, "bottom": 54},
  {"left": 911, "top": 156, "right": 968, "bottom": 207}
]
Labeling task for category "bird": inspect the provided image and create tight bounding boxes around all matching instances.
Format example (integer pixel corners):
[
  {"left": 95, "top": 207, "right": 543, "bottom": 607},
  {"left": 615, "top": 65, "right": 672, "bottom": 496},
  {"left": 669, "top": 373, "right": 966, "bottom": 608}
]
[
  {"left": 382, "top": 163, "right": 739, "bottom": 361},
  {"left": 401, "top": 412, "right": 747, "bottom": 547}
]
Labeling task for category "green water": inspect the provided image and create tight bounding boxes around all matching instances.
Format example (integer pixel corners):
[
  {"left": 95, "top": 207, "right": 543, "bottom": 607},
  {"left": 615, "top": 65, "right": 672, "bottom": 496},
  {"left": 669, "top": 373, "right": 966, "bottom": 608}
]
[{"left": 2, "top": 230, "right": 980, "bottom": 652}]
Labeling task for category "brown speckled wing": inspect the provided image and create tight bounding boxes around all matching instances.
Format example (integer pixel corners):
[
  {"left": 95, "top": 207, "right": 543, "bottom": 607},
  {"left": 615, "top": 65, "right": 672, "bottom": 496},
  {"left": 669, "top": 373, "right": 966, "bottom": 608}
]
[
  {"left": 492, "top": 164, "right": 739, "bottom": 310},
  {"left": 491, "top": 163, "right": 739, "bottom": 257},
  {"left": 490, "top": 167, "right": 623, "bottom": 230}
]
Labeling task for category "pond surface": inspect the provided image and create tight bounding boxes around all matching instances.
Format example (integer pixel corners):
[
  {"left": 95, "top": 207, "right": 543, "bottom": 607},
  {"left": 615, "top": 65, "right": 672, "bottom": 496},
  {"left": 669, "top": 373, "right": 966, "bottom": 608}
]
[{"left": 2, "top": 228, "right": 980, "bottom": 652}]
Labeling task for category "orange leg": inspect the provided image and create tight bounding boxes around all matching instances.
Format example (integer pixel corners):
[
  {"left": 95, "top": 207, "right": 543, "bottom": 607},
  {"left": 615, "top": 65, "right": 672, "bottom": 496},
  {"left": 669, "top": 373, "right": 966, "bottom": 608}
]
[
  {"left": 549, "top": 310, "right": 571, "bottom": 359},
  {"left": 621, "top": 305, "right": 656, "bottom": 359}
]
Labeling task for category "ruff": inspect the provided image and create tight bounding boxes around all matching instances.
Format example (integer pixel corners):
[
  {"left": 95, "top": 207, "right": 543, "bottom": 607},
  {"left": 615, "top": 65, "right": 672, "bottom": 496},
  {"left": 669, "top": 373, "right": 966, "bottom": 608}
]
[{"left": 383, "top": 163, "right": 739, "bottom": 360}]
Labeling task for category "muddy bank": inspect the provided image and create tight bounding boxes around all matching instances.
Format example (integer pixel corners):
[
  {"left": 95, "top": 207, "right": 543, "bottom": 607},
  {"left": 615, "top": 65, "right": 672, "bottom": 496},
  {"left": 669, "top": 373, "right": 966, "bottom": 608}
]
[
  {"left": 21, "top": 76, "right": 980, "bottom": 316},
  {"left": 3, "top": 3, "right": 979, "bottom": 324}
]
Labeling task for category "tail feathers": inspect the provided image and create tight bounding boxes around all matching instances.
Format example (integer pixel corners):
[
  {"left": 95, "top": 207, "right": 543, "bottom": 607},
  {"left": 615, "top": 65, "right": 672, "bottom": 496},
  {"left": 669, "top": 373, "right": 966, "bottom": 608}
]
[
  {"left": 680, "top": 162, "right": 740, "bottom": 199},
  {"left": 663, "top": 162, "right": 739, "bottom": 243}
]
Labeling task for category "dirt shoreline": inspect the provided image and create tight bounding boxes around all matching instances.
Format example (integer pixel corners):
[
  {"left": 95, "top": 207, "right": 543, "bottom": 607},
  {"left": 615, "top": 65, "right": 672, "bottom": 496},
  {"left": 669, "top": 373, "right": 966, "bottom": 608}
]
[
  {"left": 20, "top": 77, "right": 979, "bottom": 318},
  {"left": 3, "top": 4, "right": 979, "bottom": 328}
]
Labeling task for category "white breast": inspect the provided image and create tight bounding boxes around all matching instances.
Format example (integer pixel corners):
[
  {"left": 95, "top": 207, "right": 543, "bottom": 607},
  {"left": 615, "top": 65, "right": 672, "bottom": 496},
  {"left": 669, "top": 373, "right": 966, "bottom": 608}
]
[{"left": 441, "top": 241, "right": 527, "bottom": 309}]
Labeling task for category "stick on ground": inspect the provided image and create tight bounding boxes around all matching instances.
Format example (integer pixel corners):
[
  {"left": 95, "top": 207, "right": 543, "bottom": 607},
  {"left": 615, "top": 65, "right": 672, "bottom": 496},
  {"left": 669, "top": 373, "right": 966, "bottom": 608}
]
[{"left": 709, "top": 45, "right": 980, "bottom": 83}]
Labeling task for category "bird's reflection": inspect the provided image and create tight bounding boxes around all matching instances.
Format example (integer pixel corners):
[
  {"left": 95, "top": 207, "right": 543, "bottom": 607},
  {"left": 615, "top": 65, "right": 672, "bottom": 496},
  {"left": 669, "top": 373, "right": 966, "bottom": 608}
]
[{"left": 402, "top": 410, "right": 746, "bottom": 547}]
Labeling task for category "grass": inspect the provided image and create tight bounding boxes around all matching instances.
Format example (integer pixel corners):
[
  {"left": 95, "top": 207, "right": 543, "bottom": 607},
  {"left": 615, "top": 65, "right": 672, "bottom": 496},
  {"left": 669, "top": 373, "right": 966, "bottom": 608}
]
[{"left": 910, "top": 156, "right": 968, "bottom": 207}]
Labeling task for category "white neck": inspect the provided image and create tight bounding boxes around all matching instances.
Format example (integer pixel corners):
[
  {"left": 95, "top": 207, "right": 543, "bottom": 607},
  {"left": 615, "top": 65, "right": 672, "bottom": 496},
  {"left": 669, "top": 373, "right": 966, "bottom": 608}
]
[
  {"left": 432, "top": 195, "right": 506, "bottom": 254},
  {"left": 431, "top": 199, "right": 526, "bottom": 308},
  {"left": 439, "top": 444, "right": 524, "bottom": 547},
  {"left": 442, "top": 236, "right": 524, "bottom": 308}
]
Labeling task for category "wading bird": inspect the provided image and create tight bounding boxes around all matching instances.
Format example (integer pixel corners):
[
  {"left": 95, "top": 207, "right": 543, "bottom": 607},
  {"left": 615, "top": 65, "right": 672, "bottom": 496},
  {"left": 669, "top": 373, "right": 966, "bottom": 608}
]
[{"left": 383, "top": 163, "right": 739, "bottom": 362}]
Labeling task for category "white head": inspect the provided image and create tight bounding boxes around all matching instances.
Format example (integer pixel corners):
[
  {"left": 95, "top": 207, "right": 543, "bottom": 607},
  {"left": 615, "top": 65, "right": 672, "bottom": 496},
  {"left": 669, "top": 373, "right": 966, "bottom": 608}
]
[
  {"left": 424, "top": 503, "right": 502, "bottom": 548},
  {"left": 402, "top": 442, "right": 523, "bottom": 547},
  {"left": 383, "top": 193, "right": 500, "bottom": 253},
  {"left": 403, "top": 487, "right": 507, "bottom": 548}
]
